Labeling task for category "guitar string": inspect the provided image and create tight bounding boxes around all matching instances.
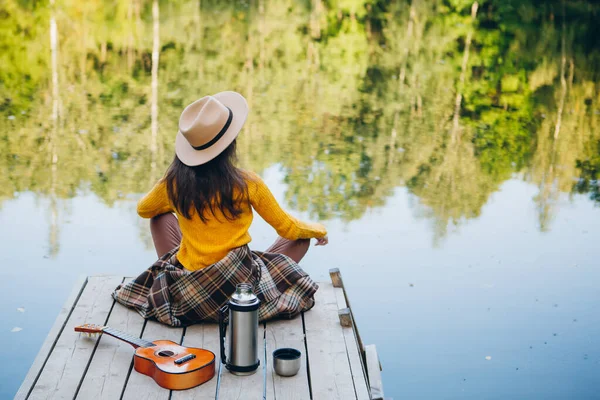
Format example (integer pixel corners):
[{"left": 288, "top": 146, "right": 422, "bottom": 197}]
[
  {"left": 82, "top": 327, "right": 200, "bottom": 362},
  {"left": 101, "top": 328, "right": 192, "bottom": 360}
]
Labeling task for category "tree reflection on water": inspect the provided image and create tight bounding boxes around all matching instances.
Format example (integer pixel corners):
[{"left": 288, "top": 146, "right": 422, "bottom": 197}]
[{"left": 1, "top": 0, "right": 599, "bottom": 253}]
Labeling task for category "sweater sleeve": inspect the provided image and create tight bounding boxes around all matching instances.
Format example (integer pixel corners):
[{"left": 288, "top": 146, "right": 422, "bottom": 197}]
[
  {"left": 247, "top": 172, "right": 327, "bottom": 240},
  {"left": 137, "top": 180, "right": 173, "bottom": 218}
]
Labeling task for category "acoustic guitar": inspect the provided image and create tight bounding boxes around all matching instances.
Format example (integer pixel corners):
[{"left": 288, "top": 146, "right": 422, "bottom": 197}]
[{"left": 74, "top": 324, "right": 215, "bottom": 390}]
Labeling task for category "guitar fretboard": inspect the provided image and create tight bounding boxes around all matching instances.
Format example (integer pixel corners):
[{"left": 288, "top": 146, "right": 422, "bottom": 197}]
[{"left": 103, "top": 327, "right": 155, "bottom": 348}]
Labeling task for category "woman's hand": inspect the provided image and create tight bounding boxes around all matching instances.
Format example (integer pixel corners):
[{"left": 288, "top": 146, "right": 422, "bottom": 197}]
[{"left": 315, "top": 236, "right": 329, "bottom": 246}]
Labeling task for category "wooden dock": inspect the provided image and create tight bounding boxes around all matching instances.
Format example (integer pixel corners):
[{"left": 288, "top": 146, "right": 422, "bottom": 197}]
[{"left": 16, "top": 269, "right": 386, "bottom": 400}]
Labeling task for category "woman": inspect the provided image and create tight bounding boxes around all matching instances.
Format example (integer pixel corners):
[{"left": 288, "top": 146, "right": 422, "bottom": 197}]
[{"left": 114, "top": 91, "right": 327, "bottom": 326}]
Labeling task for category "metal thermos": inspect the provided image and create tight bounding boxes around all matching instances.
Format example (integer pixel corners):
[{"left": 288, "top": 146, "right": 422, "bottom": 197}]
[{"left": 219, "top": 283, "right": 261, "bottom": 375}]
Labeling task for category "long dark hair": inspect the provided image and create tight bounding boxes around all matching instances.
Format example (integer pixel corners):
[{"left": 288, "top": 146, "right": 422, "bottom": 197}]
[{"left": 165, "top": 140, "right": 248, "bottom": 222}]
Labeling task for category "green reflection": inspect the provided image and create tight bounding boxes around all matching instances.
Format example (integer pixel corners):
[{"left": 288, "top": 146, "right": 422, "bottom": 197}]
[{"left": 1, "top": 0, "right": 599, "bottom": 251}]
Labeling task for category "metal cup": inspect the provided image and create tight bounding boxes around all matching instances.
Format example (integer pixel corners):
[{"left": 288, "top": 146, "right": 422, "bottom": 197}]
[{"left": 273, "top": 348, "right": 301, "bottom": 377}]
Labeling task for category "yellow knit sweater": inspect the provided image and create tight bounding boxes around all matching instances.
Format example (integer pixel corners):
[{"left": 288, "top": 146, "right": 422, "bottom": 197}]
[{"left": 137, "top": 171, "right": 327, "bottom": 271}]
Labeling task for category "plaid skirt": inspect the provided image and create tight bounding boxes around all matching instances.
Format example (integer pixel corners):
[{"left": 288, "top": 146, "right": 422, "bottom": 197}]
[{"left": 112, "top": 245, "right": 318, "bottom": 326}]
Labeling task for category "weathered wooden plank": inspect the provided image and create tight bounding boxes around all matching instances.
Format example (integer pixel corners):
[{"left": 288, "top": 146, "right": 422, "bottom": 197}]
[
  {"left": 171, "top": 324, "right": 220, "bottom": 400},
  {"left": 28, "top": 276, "right": 123, "bottom": 400},
  {"left": 334, "top": 288, "right": 370, "bottom": 400},
  {"left": 15, "top": 275, "right": 88, "bottom": 400},
  {"left": 121, "top": 320, "right": 184, "bottom": 400},
  {"left": 304, "top": 282, "right": 356, "bottom": 399},
  {"left": 217, "top": 323, "right": 271, "bottom": 400},
  {"left": 329, "top": 268, "right": 343, "bottom": 288},
  {"left": 76, "top": 303, "right": 145, "bottom": 399},
  {"left": 328, "top": 268, "right": 365, "bottom": 354},
  {"left": 266, "top": 317, "right": 310, "bottom": 400},
  {"left": 338, "top": 308, "right": 353, "bottom": 327},
  {"left": 264, "top": 332, "right": 275, "bottom": 400},
  {"left": 365, "top": 344, "right": 384, "bottom": 400}
]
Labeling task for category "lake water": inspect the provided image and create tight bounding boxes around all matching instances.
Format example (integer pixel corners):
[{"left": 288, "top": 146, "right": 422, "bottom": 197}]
[{"left": 2, "top": 1, "right": 600, "bottom": 398}]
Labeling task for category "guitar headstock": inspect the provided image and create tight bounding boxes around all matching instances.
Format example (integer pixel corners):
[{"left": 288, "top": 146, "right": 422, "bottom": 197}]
[{"left": 74, "top": 324, "right": 106, "bottom": 338}]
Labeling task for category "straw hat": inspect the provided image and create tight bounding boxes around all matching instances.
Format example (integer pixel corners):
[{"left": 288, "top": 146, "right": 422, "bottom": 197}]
[{"left": 175, "top": 91, "right": 248, "bottom": 166}]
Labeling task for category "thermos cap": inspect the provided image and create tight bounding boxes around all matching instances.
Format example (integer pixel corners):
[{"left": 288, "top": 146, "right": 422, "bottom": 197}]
[{"left": 231, "top": 283, "right": 259, "bottom": 306}]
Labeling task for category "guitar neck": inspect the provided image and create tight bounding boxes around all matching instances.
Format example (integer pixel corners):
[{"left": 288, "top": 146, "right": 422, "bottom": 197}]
[{"left": 102, "top": 327, "right": 155, "bottom": 348}]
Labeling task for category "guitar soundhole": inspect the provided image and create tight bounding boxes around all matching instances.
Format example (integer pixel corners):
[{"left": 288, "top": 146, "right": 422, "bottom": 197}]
[{"left": 157, "top": 350, "right": 175, "bottom": 357}]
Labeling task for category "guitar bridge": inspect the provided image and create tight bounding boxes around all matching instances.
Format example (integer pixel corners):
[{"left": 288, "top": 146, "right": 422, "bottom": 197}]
[{"left": 174, "top": 354, "right": 196, "bottom": 365}]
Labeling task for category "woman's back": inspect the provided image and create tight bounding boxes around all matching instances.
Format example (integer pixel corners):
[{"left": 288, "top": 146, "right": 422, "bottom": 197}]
[{"left": 137, "top": 170, "right": 326, "bottom": 270}]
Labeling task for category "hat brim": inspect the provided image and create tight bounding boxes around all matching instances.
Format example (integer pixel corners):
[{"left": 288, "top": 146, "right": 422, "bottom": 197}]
[{"left": 175, "top": 91, "right": 248, "bottom": 166}]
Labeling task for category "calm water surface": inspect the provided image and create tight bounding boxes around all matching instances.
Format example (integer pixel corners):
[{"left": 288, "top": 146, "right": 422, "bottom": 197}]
[{"left": 2, "top": 0, "right": 600, "bottom": 398}]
